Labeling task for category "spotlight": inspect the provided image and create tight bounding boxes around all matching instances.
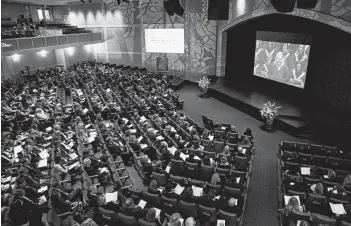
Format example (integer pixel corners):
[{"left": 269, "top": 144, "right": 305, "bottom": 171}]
[
  {"left": 164, "top": 1, "right": 174, "bottom": 16},
  {"left": 164, "top": 0, "right": 184, "bottom": 17},
  {"left": 117, "top": 0, "right": 121, "bottom": 4},
  {"left": 81, "top": 0, "right": 85, "bottom": 3}
]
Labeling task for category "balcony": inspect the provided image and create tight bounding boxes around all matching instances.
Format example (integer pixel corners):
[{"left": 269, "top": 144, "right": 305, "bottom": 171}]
[{"left": 1, "top": 28, "right": 103, "bottom": 56}]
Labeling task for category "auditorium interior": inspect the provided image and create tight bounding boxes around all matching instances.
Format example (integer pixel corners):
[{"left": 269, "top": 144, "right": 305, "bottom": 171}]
[{"left": 2, "top": 0, "right": 351, "bottom": 226}]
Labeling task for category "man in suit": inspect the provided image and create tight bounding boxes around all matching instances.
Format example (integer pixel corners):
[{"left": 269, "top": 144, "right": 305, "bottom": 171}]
[
  {"left": 217, "top": 197, "right": 242, "bottom": 217},
  {"left": 119, "top": 198, "right": 144, "bottom": 219}
]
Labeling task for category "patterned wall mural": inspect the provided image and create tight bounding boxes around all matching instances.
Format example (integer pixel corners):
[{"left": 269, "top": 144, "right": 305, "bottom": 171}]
[{"left": 69, "top": 0, "right": 218, "bottom": 81}]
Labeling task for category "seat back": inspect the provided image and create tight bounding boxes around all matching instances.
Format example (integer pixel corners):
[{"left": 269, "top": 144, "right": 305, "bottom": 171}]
[
  {"left": 188, "top": 178, "right": 204, "bottom": 187},
  {"left": 205, "top": 182, "right": 222, "bottom": 193},
  {"left": 169, "top": 175, "right": 186, "bottom": 186},
  {"left": 312, "top": 214, "right": 336, "bottom": 226},
  {"left": 281, "top": 141, "right": 296, "bottom": 151},
  {"left": 213, "top": 141, "right": 225, "bottom": 154},
  {"left": 127, "top": 187, "right": 143, "bottom": 201},
  {"left": 218, "top": 210, "right": 237, "bottom": 226},
  {"left": 234, "top": 156, "right": 248, "bottom": 170},
  {"left": 201, "top": 139, "right": 213, "bottom": 152},
  {"left": 230, "top": 169, "right": 246, "bottom": 178},
  {"left": 224, "top": 186, "right": 242, "bottom": 198},
  {"left": 200, "top": 165, "right": 215, "bottom": 181},
  {"left": 216, "top": 167, "right": 230, "bottom": 177},
  {"left": 202, "top": 151, "right": 216, "bottom": 160},
  {"left": 289, "top": 210, "right": 311, "bottom": 222},
  {"left": 99, "top": 207, "right": 118, "bottom": 223},
  {"left": 340, "top": 221, "right": 351, "bottom": 226},
  {"left": 143, "top": 191, "right": 162, "bottom": 208},
  {"left": 179, "top": 201, "right": 197, "bottom": 218},
  {"left": 162, "top": 196, "right": 179, "bottom": 214},
  {"left": 198, "top": 205, "right": 217, "bottom": 222},
  {"left": 170, "top": 159, "right": 184, "bottom": 175},
  {"left": 152, "top": 172, "right": 168, "bottom": 186},
  {"left": 138, "top": 219, "right": 158, "bottom": 226},
  {"left": 227, "top": 132, "right": 239, "bottom": 143},
  {"left": 117, "top": 213, "right": 138, "bottom": 226},
  {"left": 287, "top": 190, "right": 307, "bottom": 201}
]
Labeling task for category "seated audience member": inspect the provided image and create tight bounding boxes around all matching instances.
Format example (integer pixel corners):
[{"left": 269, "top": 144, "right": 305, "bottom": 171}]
[
  {"left": 343, "top": 174, "right": 351, "bottom": 186},
  {"left": 140, "top": 154, "right": 152, "bottom": 180},
  {"left": 279, "top": 197, "right": 305, "bottom": 226},
  {"left": 201, "top": 130, "right": 210, "bottom": 140},
  {"left": 199, "top": 189, "right": 218, "bottom": 208},
  {"left": 324, "top": 169, "right": 336, "bottom": 182},
  {"left": 237, "top": 146, "right": 246, "bottom": 157},
  {"left": 120, "top": 198, "right": 144, "bottom": 219},
  {"left": 167, "top": 213, "right": 182, "bottom": 226},
  {"left": 311, "top": 182, "right": 324, "bottom": 196},
  {"left": 179, "top": 187, "right": 195, "bottom": 203},
  {"left": 243, "top": 128, "right": 254, "bottom": 143},
  {"left": 162, "top": 183, "right": 178, "bottom": 199},
  {"left": 148, "top": 180, "right": 161, "bottom": 195},
  {"left": 211, "top": 173, "right": 221, "bottom": 186},
  {"left": 185, "top": 217, "right": 197, "bottom": 226},
  {"left": 229, "top": 125, "right": 237, "bottom": 133},
  {"left": 241, "top": 136, "right": 252, "bottom": 147},
  {"left": 299, "top": 220, "right": 310, "bottom": 226},
  {"left": 218, "top": 197, "right": 242, "bottom": 217},
  {"left": 202, "top": 155, "right": 216, "bottom": 167},
  {"left": 154, "top": 161, "right": 167, "bottom": 174},
  {"left": 217, "top": 156, "right": 231, "bottom": 169},
  {"left": 144, "top": 208, "right": 162, "bottom": 226}
]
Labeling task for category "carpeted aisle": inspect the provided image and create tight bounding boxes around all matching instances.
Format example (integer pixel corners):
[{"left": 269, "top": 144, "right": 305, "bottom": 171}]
[{"left": 177, "top": 84, "right": 309, "bottom": 226}]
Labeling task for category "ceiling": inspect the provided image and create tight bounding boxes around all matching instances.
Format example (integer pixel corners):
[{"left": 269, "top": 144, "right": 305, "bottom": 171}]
[{"left": 2, "top": 0, "right": 102, "bottom": 6}]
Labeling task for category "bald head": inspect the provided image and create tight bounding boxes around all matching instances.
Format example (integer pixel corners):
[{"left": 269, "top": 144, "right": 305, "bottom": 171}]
[
  {"left": 125, "top": 198, "right": 133, "bottom": 207},
  {"left": 228, "top": 198, "right": 237, "bottom": 207},
  {"left": 185, "top": 217, "right": 196, "bottom": 226}
]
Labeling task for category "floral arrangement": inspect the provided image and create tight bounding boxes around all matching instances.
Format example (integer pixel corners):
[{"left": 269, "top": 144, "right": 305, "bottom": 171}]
[
  {"left": 198, "top": 76, "right": 211, "bottom": 93},
  {"left": 260, "top": 101, "right": 281, "bottom": 120}
]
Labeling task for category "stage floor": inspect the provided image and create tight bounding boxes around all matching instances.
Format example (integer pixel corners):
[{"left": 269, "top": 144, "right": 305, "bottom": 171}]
[{"left": 210, "top": 79, "right": 311, "bottom": 131}]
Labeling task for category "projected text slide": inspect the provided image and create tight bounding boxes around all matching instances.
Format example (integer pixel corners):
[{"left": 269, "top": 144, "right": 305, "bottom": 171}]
[{"left": 145, "top": 29, "right": 184, "bottom": 54}]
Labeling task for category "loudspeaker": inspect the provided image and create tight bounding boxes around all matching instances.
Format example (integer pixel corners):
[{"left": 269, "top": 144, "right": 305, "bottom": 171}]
[
  {"left": 296, "top": 0, "right": 318, "bottom": 9},
  {"left": 164, "top": 1, "right": 174, "bottom": 16},
  {"left": 270, "top": 0, "right": 296, "bottom": 13},
  {"left": 208, "top": 0, "right": 229, "bottom": 20}
]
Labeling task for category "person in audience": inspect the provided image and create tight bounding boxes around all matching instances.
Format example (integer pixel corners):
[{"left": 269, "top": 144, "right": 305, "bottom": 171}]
[
  {"left": 148, "top": 180, "right": 161, "bottom": 195},
  {"left": 199, "top": 189, "right": 218, "bottom": 208},
  {"left": 179, "top": 187, "right": 194, "bottom": 203},
  {"left": 279, "top": 196, "right": 305, "bottom": 226},
  {"left": 343, "top": 174, "right": 351, "bottom": 186},
  {"left": 167, "top": 213, "right": 182, "bottom": 226},
  {"left": 211, "top": 173, "right": 221, "bottom": 185},
  {"left": 185, "top": 217, "right": 197, "bottom": 226},
  {"left": 120, "top": 198, "right": 144, "bottom": 219},
  {"left": 243, "top": 128, "right": 254, "bottom": 143},
  {"left": 218, "top": 197, "right": 242, "bottom": 217},
  {"left": 140, "top": 154, "right": 152, "bottom": 181},
  {"left": 324, "top": 169, "right": 337, "bottom": 182},
  {"left": 241, "top": 136, "right": 252, "bottom": 147},
  {"left": 229, "top": 125, "right": 237, "bottom": 133},
  {"left": 145, "top": 208, "right": 162, "bottom": 226},
  {"left": 300, "top": 220, "right": 310, "bottom": 226},
  {"left": 218, "top": 156, "right": 231, "bottom": 169},
  {"left": 162, "top": 183, "right": 177, "bottom": 199},
  {"left": 201, "top": 130, "right": 210, "bottom": 140},
  {"left": 311, "top": 182, "right": 324, "bottom": 195}
]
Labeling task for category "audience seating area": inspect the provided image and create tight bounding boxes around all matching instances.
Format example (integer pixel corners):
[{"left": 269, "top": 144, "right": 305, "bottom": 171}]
[
  {"left": 1, "top": 61, "right": 255, "bottom": 226},
  {"left": 278, "top": 141, "right": 351, "bottom": 226}
]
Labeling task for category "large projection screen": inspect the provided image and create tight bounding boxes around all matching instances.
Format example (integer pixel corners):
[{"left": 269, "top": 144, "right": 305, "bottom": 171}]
[
  {"left": 145, "top": 29, "right": 184, "bottom": 54},
  {"left": 254, "top": 31, "right": 312, "bottom": 89}
]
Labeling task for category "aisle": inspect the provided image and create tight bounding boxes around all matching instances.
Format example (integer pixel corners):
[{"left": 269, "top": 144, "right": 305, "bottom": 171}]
[{"left": 177, "top": 84, "right": 307, "bottom": 226}]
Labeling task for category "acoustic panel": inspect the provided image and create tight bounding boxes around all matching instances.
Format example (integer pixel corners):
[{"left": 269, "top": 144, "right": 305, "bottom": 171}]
[
  {"left": 46, "top": 37, "right": 58, "bottom": 46},
  {"left": 68, "top": 35, "right": 78, "bottom": 44},
  {"left": 86, "top": 33, "right": 94, "bottom": 42},
  {"left": 78, "top": 34, "right": 87, "bottom": 42},
  {"left": 57, "top": 36, "right": 68, "bottom": 45},
  {"left": 17, "top": 38, "right": 33, "bottom": 50}
]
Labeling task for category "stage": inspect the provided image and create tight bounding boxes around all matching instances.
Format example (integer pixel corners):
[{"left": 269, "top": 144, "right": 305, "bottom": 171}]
[{"left": 209, "top": 79, "right": 312, "bottom": 136}]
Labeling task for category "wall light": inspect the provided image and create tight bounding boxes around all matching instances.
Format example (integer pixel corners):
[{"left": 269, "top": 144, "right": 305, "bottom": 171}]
[
  {"left": 66, "top": 47, "right": 75, "bottom": 56},
  {"left": 38, "top": 50, "right": 47, "bottom": 57},
  {"left": 85, "top": 45, "right": 92, "bottom": 52},
  {"left": 236, "top": 0, "right": 247, "bottom": 17},
  {"left": 12, "top": 54, "right": 20, "bottom": 62}
]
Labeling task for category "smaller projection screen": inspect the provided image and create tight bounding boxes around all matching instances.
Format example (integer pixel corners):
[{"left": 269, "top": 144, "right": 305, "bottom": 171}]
[
  {"left": 145, "top": 29, "right": 184, "bottom": 54},
  {"left": 254, "top": 31, "right": 312, "bottom": 89}
]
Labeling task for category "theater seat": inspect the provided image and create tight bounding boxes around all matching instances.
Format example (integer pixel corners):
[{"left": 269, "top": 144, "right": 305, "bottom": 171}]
[
  {"left": 289, "top": 210, "right": 311, "bottom": 222},
  {"left": 99, "top": 207, "right": 118, "bottom": 224},
  {"left": 162, "top": 196, "right": 179, "bottom": 214},
  {"left": 218, "top": 210, "right": 237, "bottom": 226},
  {"left": 143, "top": 191, "right": 163, "bottom": 208},
  {"left": 198, "top": 205, "right": 217, "bottom": 223},
  {"left": 118, "top": 213, "right": 138, "bottom": 226},
  {"left": 152, "top": 172, "right": 168, "bottom": 187},
  {"left": 312, "top": 214, "right": 336, "bottom": 226},
  {"left": 138, "top": 219, "right": 158, "bottom": 226},
  {"left": 200, "top": 165, "right": 214, "bottom": 181},
  {"left": 179, "top": 201, "right": 197, "bottom": 218}
]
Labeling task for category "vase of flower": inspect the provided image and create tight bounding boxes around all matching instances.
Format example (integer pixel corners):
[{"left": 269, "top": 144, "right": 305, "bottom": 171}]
[
  {"left": 266, "top": 117, "right": 274, "bottom": 130},
  {"left": 259, "top": 101, "right": 281, "bottom": 131},
  {"left": 198, "top": 76, "right": 211, "bottom": 98}
]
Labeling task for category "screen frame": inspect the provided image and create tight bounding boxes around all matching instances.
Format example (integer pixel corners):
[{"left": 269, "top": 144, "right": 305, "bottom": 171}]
[{"left": 145, "top": 28, "right": 185, "bottom": 54}]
